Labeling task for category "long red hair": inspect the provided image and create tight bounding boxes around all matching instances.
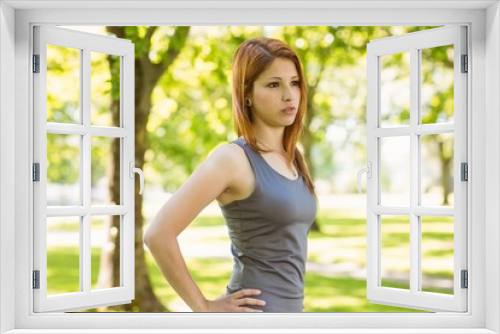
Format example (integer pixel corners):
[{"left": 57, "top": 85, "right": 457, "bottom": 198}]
[{"left": 231, "top": 37, "right": 316, "bottom": 198}]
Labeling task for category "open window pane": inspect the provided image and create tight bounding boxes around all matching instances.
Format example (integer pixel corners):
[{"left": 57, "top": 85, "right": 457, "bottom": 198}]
[
  {"left": 421, "top": 133, "right": 454, "bottom": 206},
  {"left": 380, "top": 51, "right": 410, "bottom": 127},
  {"left": 91, "top": 136, "right": 121, "bottom": 205},
  {"left": 91, "top": 52, "right": 121, "bottom": 127},
  {"left": 35, "top": 25, "right": 135, "bottom": 313},
  {"left": 421, "top": 45, "right": 454, "bottom": 124},
  {"left": 47, "top": 44, "right": 80, "bottom": 124},
  {"left": 91, "top": 215, "right": 121, "bottom": 290},
  {"left": 47, "top": 133, "right": 81, "bottom": 206},
  {"left": 380, "top": 136, "right": 410, "bottom": 206},
  {"left": 380, "top": 215, "right": 410, "bottom": 290},
  {"left": 420, "top": 216, "right": 454, "bottom": 295},
  {"left": 47, "top": 216, "right": 81, "bottom": 295},
  {"left": 367, "top": 26, "right": 467, "bottom": 312}
]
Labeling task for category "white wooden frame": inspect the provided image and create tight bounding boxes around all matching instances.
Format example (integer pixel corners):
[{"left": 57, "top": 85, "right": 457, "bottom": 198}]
[
  {"left": 366, "top": 26, "right": 467, "bottom": 312},
  {"left": 0, "top": 1, "right": 498, "bottom": 334},
  {"left": 32, "top": 25, "right": 135, "bottom": 312}
]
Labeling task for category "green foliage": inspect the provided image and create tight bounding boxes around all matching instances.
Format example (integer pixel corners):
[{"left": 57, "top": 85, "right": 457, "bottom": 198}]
[
  {"left": 47, "top": 26, "right": 453, "bottom": 201},
  {"left": 46, "top": 134, "right": 79, "bottom": 184},
  {"left": 144, "top": 26, "right": 440, "bottom": 192},
  {"left": 147, "top": 26, "right": 266, "bottom": 191}
]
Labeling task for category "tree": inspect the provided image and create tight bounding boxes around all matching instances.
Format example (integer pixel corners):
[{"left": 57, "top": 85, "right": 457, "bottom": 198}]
[
  {"left": 147, "top": 27, "right": 264, "bottom": 191},
  {"left": 95, "top": 26, "right": 190, "bottom": 312}
]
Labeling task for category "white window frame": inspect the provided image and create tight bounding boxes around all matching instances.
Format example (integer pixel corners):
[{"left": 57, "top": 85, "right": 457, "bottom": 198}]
[
  {"left": 1, "top": 1, "right": 499, "bottom": 333},
  {"left": 365, "top": 26, "right": 468, "bottom": 312},
  {"left": 33, "top": 25, "right": 136, "bottom": 313}
]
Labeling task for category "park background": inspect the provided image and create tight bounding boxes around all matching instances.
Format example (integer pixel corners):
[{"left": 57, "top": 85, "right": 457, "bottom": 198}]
[{"left": 45, "top": 25, "right": 456, "bottom": 312}]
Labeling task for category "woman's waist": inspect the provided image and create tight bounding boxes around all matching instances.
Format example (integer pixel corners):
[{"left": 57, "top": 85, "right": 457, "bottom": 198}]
[
  {"left": 229, "top": 262, "right": 305, "bottom": 299},
  {"left": 226, "top": 286, "right": 304, "bottom": 313},
  {"left": 235, "top": 252, "right": 306, "bottom": 277}
]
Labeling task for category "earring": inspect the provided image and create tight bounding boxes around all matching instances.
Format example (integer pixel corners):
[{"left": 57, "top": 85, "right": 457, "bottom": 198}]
[{"left": 245, "top": 98, "right": 252, "bottom": 107}]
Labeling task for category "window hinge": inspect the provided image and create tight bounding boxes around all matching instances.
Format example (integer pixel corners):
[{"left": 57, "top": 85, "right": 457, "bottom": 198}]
[
  {"left": 461, "top": 270, "right": 468, "bottom": 289},
  {"left": 461, "top": 54, "right": 468, "bottom": 73},
  {"left": 33, "top": 270, "right": 40, "bottom": 289},
  {"left": 33, "top": 163, "right": 40, "bottom": 182},
  {"left": 461, "top": 162, "right": 468, "bottom": 181},
  {"left": 33, "top": 54, "right": 40, "bottom": 73}
]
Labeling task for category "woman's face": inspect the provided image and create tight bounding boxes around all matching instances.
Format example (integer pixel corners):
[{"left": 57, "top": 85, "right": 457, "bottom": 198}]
[{"left": 248, "top": 58, "right": 301, "bottom": 129}]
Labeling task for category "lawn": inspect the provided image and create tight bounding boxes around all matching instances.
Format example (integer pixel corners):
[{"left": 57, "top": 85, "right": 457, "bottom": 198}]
[{"left": 46, "top": 209, "right": 454, "bottom": 312}]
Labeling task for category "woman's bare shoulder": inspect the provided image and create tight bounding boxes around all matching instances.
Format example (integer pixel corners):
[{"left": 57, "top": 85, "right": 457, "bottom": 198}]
[
  {"left": 207, "top": 143, "right": 252, "bottom": 182},
  {"left": 210, "top": 142, "right": 245, "bottom": 161}
]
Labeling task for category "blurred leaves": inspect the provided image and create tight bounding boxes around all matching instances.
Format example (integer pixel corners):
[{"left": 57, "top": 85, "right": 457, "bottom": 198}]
[{"left": 47, "top": 26, "right": 453, "bottom": 202}]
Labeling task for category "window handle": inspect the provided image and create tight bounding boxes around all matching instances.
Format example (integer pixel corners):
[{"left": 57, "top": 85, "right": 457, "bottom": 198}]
[
  {"left": 129, "top": 161, "right": 144, "bottom": 195},
  {"left": 357, "top": 162, "right": 372, "bottom": 194}
]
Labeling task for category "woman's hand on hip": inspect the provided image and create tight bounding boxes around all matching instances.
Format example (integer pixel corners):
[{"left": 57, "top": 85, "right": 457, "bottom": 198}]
[{"left": 205, "top": 289, "right": 266, "bottom": 312}]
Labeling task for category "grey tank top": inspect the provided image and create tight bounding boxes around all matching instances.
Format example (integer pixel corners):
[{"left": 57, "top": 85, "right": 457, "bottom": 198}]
[{"left": 219, "top": 137, "right": 317, "bottom": 312}]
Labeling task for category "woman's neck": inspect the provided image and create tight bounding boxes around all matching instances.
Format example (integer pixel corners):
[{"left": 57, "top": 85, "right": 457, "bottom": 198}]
[{"left": 253, "top": 127, "right": 285, "bottom": 152}]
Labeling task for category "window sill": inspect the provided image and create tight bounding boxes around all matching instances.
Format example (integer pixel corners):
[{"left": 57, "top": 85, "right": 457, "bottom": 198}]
[{"left": 3, "top": 329, "right": 498, "bottom": 334}]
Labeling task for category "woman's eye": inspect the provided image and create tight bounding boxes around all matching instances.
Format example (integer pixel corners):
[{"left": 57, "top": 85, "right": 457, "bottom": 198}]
[{"left": 268, "top": 81, "right": 299, "bottom": 88}]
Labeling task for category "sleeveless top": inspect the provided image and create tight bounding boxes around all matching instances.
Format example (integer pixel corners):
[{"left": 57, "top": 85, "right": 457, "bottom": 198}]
[{"left": 219, "top": 137, "right": 317, "bottom": 312}]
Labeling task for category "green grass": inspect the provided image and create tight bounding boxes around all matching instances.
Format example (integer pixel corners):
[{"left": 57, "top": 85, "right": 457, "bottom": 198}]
[
  {"left": 46, "top": 249, "right": 449, "bottom": 313},
  {"left": 48, "top": 249, "right": 430, "bottom": 313},
  {"left": 46, "top": 212, "right": 455, "bottom": 312},
  {"left": 305, "top": 274, "right": 429, "bottom": 312},
  {"left": 46, "top": 247, "right": 108, "bottom": 295}
]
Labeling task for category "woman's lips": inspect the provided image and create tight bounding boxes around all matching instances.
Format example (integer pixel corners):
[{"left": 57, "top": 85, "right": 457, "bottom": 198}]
[{"left": 282, "top": 106, "right": 296, "bottom": 113}]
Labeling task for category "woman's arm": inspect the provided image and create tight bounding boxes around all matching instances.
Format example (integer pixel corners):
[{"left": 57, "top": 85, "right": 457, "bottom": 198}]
[{"left": 144, "top": 144, "right": 265, "bottom": 312}]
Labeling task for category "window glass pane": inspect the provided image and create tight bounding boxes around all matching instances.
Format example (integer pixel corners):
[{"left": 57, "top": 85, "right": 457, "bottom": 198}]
[
  {"left": 421, "top": 45, "right": 454, "bottom": 124},
  {"left": 380, "top": 51, "right": 410, "bottom": 127},
  {"left": 46, "top": 44, "right": 80, "bottom": 124},
  {"left": 420, "top": 216, "right": 454, "bottom": 295},
  {"left": 47, "top": 216, "right": 81, "bottom": 295},
  {"left": 380, "top": 136, "right": 410, "bottom": 206},
  {"left": 91, "top": 216, "right": 121, "bottom": 290},
  {"left": 421, "top": 133, "right": 454, "bottom": 206},
  {"left": 91, "top": 136, "right": 121, "bottom": 205},
  {"left": 380, "top": 215, "right": 410, "bottom": 290},
  {"left": 47, "top": 133, "right": 80, "bottom": 206},
  {"left": 91, "top": 52, "right": 121, "bottom": 127}
]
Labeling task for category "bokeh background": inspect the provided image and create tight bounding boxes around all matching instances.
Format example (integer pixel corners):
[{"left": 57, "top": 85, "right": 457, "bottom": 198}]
[{"left": 45, "top": 26, "right": 456, "bottom": 312}]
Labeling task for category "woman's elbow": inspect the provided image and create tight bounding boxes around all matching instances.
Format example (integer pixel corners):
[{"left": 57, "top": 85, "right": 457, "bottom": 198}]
[
  {"left": 144, "top": 225, "right": 175, "bottom": 251},
  {"left": 144, "top": 226, "right": 161, "bottom": 250}
]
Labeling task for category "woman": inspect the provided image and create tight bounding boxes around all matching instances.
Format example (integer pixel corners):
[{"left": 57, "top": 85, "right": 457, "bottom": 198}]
[{"left": 144, "top": 37, "right": 317, "bottom": 313}]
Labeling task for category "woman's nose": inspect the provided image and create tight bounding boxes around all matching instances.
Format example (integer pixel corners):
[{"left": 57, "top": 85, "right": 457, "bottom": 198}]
[{"left": 282, "top": 88, "right": 292, "bottom": 101}]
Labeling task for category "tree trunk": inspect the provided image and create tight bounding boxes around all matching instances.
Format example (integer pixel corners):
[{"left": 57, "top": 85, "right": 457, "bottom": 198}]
[
  {"left": 124, "top": 61, "right": 165, "bottom": 311},
  {"left": 96, "top": 52, "right": 165, "bottom": 312},
  {"left": 95, "top": 26, "right": 190, "bottom": 312},
  {"left": 437, "top": 140, "right": 452, "bottom": 206}
]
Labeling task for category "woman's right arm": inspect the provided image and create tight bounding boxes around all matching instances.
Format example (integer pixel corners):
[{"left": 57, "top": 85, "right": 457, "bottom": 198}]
[{"left": 143, "top": 144, "right": 265, "bottom": 312}]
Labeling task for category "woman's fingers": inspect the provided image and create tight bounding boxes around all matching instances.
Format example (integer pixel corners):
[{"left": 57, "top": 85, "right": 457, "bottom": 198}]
[
  {"left": 223, "top": 289, "right": 266, "bottom": 312},
  {"left": 234, "top": 297, "right": 266, "bottom": 307},
  {"left": 233, "top": 289, "right": 261, "bottom": 299},
  {"left": 207, "top": 292, "right": 266, "bottom": 312},
  {"left": 230, "top": 289, "right": 266, "bottom": 311}
]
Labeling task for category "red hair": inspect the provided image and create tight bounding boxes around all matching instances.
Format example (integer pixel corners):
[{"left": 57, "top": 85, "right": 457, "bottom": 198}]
[{"left": 231, "top": 37, "right": 316, "bottom": 198}]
